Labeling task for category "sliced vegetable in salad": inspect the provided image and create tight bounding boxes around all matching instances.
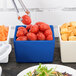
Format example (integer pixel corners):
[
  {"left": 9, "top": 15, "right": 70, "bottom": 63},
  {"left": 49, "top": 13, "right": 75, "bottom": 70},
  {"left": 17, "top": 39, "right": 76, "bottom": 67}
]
[{"left": 24, "top": 64, "right": 72, "bottom": 76}]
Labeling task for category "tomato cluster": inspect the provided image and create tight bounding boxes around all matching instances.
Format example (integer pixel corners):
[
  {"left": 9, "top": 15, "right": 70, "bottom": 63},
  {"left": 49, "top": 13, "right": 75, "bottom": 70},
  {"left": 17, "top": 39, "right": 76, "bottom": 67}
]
[{"left": 16, "top": 22, "right": 53, "bottom": 41}]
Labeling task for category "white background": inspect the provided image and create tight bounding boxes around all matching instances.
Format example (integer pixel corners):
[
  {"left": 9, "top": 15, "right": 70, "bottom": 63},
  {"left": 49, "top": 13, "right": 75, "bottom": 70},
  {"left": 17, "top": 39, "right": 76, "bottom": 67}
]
[{"left": 0, "top": 0, "right": 76, "bottom": 37}]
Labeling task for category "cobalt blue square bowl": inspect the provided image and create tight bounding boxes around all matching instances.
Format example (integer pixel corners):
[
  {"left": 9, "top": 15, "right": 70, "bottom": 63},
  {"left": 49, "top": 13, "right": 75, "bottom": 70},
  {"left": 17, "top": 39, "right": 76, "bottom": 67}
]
[{"left": 14, "top": 25, "right": 55, "bottom": 63}]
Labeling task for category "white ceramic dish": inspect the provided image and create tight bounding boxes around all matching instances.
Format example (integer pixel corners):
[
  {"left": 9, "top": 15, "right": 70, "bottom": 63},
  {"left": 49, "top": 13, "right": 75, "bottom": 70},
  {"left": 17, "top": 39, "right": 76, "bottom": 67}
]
[
  {"left": 0, "top": 66, "right": 2, "bottom": 76},
  {"left": 58, "top": 25, "right": 76, "bottom": 63},
  {"left": 17, "top": 64, "right": 76, "bottom": 76},
  {"left": 0, "top": 26, "right": 11, "bottom": 63},
  {"left": 0, "top": 44, "right": 12, "bottom": 63}
]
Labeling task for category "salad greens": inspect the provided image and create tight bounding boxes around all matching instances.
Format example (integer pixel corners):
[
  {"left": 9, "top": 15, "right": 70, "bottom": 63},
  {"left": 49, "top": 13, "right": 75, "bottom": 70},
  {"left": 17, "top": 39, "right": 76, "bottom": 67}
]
[{"left": 24, "top": 64, "right": 72, "bottom": 76}]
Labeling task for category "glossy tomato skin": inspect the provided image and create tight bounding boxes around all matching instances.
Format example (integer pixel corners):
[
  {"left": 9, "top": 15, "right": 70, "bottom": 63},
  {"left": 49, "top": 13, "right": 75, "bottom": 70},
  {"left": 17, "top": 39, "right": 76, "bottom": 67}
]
[
  {"left": 46, "top": 35, "right": 53, "bottom": 40},
  {"left": 26, "top": 24, "right": 32, "bottom": 30},
  {"left": 17, "top": 27, "right": 28, "bottom": 36},
  {"left": 18, "top": 27, "right": 25, "bottom": 30},
  {"left": 35, "top": 22, "right": 45, "bottom": 26},
  {"left": 16, "top": 36, "right": 27, "bottom": 41},
  {"left": 37, "top": 32, "right": 45, "bottom": 40},
  {"left": 44, "top": 29, "right": 52, "bottom": 37},
  {"left": 22, "top": 28, "right": 28, "bottom": 35},
  {"left": 29, "top": 25, "right": 39, "bottom": 33},
  {"left": 16, "top": 30, "right": 25, "bottom": 37},
  {"left": 39, "top": 23, "right": 50, "bottom": 31},
  {"left": 22, "top": 15, "right": 31, "bottom": 25},
  {"left": 27, "top": 33, "right": 37, "bottom": 40}
]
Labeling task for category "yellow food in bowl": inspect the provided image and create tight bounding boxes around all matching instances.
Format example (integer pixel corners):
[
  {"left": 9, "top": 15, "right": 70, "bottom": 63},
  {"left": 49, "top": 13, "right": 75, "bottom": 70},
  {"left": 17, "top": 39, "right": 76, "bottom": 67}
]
[
  {"left": 69, "top": 36, "right": 76, "bottom": 41},
  {"left": 60, "top": 21, "right": 76, "bottom": 41}
]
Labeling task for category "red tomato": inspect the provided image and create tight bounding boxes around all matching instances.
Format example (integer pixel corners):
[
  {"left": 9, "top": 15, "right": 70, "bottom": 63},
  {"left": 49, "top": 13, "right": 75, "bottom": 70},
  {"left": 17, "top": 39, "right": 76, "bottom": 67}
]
[
  {"left": 16, "top": 36, "right": 27, "bottom": 41},
  {"left": 44, "top": 29, "right": 52, "bottom": 37},
  {"left": 17, "top": 27, "right": 28, "bottom": 35},
  {"left": 39, "top": 23, "right": 50, "bottom": 31},
  {"left": 16, "top": 30, "right": 25, "bottom": 37},
  {"left": 27, "top": 33, "right": 37, "bottom": 40},
  {"left": 37, "top": 32, "right": 45, "bottom": 40},
  {"left": 29, "top": 25, "right": 39, "bottom": 33},
  {"left": 22, "top": 28, "right": 28, "bottom": 35},
  {"left": 35, "top": 22, "right": 45, "bottom": 26},
  {"left": 18, "top": 27, "right": 25, "bottom": 30},
  {"left": 22, "top": 15, "right": 31, "bottom": 25},
  {"left": 46, "top": 35, "right": 53, "bottom": 40},
  {"left": 26, "top": 24, "right": 32, "bottom": 30}
]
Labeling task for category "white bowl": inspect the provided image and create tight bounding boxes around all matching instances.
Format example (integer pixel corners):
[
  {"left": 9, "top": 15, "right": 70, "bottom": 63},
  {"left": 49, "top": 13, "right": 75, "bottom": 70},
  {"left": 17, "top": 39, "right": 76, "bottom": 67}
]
[
  {"left": 0, "top": 44, "right": 12, "bottom": 63},
  {"left": 58, "top": 25, "right": 76, "bottom": 63},
  {"left": 0, "top": 26, "right": 11, "bottom": 63},
  {"left": 0, "top": 66, "right": 2, "bottom": 76}
]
